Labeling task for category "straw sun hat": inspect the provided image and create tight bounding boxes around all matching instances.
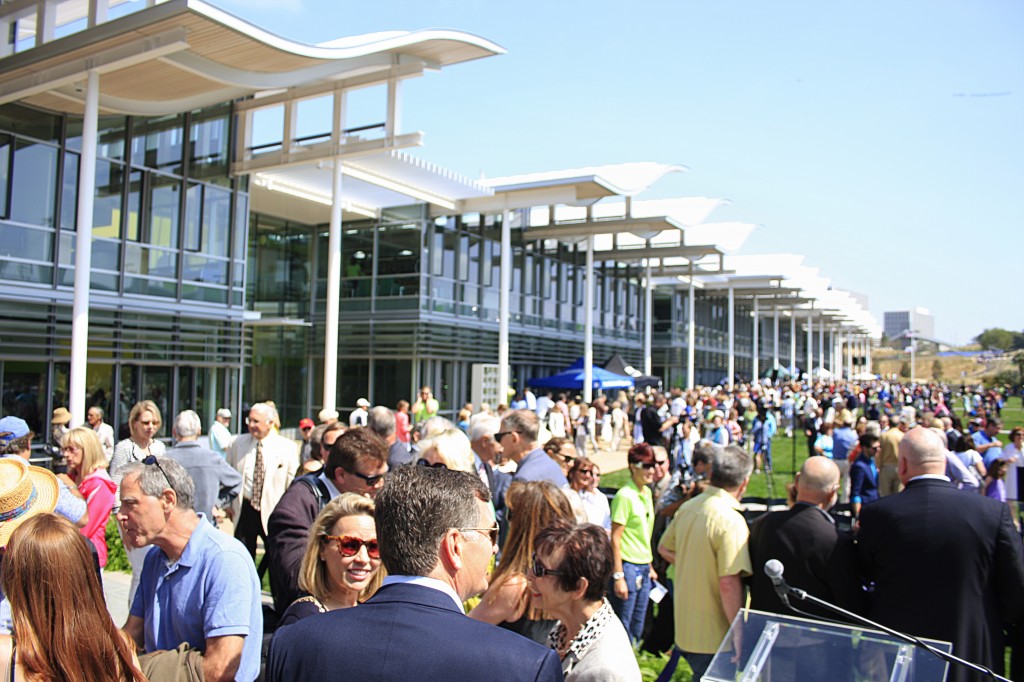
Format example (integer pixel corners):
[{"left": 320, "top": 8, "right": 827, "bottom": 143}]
[{"left": 0, "top": 457, "right": 59, "bottom": 546}]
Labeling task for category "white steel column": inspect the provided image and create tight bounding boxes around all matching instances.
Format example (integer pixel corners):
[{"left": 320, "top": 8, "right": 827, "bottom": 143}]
[
  {"left": 751, "top": 297, "right": 759, "bottom": 384},
  {"left": 68, "top": 71, "right": 99, "bottom": 429},
  {"left": 806, "top": 310, "right": 813, "bottom": 383},
  {"left": 847, "top": 332, "right": 853, "bottom": 380},
  {"left": 866, "top": 336, "right": 872, "bottom": 375},
  {"left": 818, "top": 322, "right": 824, "bottom": 380},
  {"left": 643, "top": 254, "right": 652, "bottom": 376},
  {"left": 789, "top": 311, "right": 796, "bottom": 378},
  {"left": 498, "top": 208, "right": 511, "bottom": 408},
  {"left": 727, "top": 285, "right": 735, "bottom": 391},
  {"left": 829, "top": 327, "right": 835, "bottom": 377},
  {"left": 773, "top": 306, "right": 780, "bottom": 371},
  {"left": 583, "top": 237, "right": 594, "bottom": 403},
  {"left": 687, "top": 265, "right": 695, "bottom": 389},
  {"left": 322, "top": 159, "right": 343, "bottom": 413}
]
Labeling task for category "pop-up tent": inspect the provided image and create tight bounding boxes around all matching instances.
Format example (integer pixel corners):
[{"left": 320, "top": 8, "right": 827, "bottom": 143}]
[
  {"left": 603, "top": 354, "right": 660, "bottom": 390},
  {"left": 529, "top": 357, "right": 634, "bottom": 391}
]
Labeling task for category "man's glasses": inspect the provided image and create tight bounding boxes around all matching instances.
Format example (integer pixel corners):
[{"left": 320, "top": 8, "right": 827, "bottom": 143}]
[
  {"left": 459, "top": 523, "right": 499, "bottom": 546},
  {"left": 655, "top": 459, "right": 669, "bottom": 467},
  {"left": 416, "top": 459, "right": 447, "bottom": 469},
  {"left": 142, "top": 455, "right": 172, "bottom": 489},
  {"left": 324, "top": 535, "right": 380, "bottom": 559},
  {"left": 493, "top": 431, "right": 512, "bottom": 442},
  {"left": 530, "top": 553, "right": 564, "bottom": 578},
  {"left": 344, "top": 468, "right": 386, "bottom": 486}
]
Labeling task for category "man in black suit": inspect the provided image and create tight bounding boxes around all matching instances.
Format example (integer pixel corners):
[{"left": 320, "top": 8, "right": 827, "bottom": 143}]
[
  {"left": 267, "top": 465, "right": 562, "bottom": 682},
  {"left": 859, "top": 426, "right": 1024, "bottom": 682},
  {"left": 749, "top": 456, "right": 863, "bottom": 618}
]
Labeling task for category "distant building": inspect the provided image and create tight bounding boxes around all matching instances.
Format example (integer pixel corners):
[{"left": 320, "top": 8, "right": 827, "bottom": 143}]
[{"left": 884, "top": 308, "right": 935, "bottom": 341}]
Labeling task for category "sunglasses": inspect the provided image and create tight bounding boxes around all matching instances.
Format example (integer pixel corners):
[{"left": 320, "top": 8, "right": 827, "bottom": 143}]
[
  {"left": 459, "top": 523, "right": 500, "bottom": 546},
  {"left": 530, "top": 553, "right": 564, "bottom": 578},
  {"left": 416, "top": 459, "right": 447, "bottom": 469},
  {"left": 324, "top": 535, "right": 380, "bottom": 559},
  {"left": 142, "top": 455, "right": 172, "bottom": 488},
  {"left": 655, "top": 460, "right": 669, "bottom": 467},
  {"left": 633, "top": 461, "right": 656, "bottom": 470},
  {"left": 344, "top": 468, "right": 386, "bottom": 486},
  {"left": 578, "top": 469, "right": 595, "bottom": 476},
  {"left": 494, "top": 431, "right": 512, "bottom": 442}
]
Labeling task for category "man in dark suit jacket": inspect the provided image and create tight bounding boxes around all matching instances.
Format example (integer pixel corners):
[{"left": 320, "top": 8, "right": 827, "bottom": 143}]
[
  {"left": 859, "top": 426, "right": 1024, "bottom": 682},
  {"left": 749, "top": 456, "right": 863, "bottom": 618},
  {"left": 266, "top": 465, "right": 562, "bottom": 682},
  {"left": 265, "top": 426, "right": 387, "bottom": 614}
]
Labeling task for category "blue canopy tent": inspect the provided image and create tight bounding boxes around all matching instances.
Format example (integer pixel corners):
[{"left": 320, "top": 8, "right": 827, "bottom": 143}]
[{"left": 529, "top": 358, "right": 634, "bottom": 391}]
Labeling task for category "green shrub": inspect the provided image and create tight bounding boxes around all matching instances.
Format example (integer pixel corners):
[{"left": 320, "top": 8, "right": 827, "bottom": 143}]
[{"left": 104, "top": 517, "right": 130, "bottom": 573}]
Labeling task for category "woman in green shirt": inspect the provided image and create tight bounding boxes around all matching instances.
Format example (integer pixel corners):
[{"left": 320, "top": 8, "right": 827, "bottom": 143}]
[{"left": 608, "top": 442, "right": 657, "bottom": 643}]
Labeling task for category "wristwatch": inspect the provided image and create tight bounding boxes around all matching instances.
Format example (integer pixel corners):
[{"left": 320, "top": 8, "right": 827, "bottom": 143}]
[{"left": 612, "top": 571, "right": 625, "bottom": 580}]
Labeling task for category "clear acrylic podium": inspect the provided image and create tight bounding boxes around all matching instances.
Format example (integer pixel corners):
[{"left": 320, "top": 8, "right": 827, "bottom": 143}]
[{"left": 703, "top": 609, "right": 953, "bottom": 681}]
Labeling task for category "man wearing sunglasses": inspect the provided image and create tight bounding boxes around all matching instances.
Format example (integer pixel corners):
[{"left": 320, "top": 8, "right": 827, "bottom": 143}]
[
  {"left": 266, "top": 427, "right": 389, "bottom": 616},
  {"left": 499, "top": 410, "right": 567, "bottom": 487},
  {"left": 267, "top": 465, "right": 562, "bottom": 682},
  {"left": 120, "top": 456, "right": 262, "bottom": 682}
]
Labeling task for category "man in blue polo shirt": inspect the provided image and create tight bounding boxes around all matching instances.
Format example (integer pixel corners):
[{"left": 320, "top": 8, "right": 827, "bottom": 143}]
[
  {"left": 120, "top": 456, "right": 261, "bottom": 682},
  {"left": 973, "top": 418, "right": 1004, "bottom": 468},
  {"left": 498, "top": 409, "right": 567, "bottom": 486},
  {"left": 831, "top": 416, "right": 858, "bottom": 503}
]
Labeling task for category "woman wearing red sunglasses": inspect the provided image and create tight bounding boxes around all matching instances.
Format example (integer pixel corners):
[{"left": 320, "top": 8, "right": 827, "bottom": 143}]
[{"left": 276, "top": 493, "right": 385, "bottom": 627}]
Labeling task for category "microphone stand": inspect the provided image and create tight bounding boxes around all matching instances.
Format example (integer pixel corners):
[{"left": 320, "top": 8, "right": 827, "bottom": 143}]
[{"left": 782, "top": 584, "right": 1010, "bottom": 682}]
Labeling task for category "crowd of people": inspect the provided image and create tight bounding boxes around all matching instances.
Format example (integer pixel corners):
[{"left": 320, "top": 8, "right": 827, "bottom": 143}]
[{"left": 0, "top": 379, "right": 1015, "bottom": 680}]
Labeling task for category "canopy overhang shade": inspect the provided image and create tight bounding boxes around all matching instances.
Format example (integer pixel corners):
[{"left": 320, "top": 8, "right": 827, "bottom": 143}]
[
  {"left": 529, "top": 358, "right": 634, "bottom": 391},
  {"left": 604, "top": 354, "right": 660, "bottom": 390}
]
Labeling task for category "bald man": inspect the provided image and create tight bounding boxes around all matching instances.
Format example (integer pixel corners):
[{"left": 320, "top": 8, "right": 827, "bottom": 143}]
[
  {"left": 859, "top": 427, "right": 1024, "bottom": 682},
  {"left": 748, "top": 457, "right": 863, "bottom": 618}
]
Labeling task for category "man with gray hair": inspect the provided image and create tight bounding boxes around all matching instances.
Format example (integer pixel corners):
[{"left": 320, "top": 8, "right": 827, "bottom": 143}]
[
  {"left": 658, "top": 445, "right": 753, "bottom": 680},
  {"left": 226, "top": 402, "right": 300, "bottom": 557},
  {"left": 267, "top": 465, "right": 561, "bottom": 681},
  {"left": 498, "top": 409, "right": 567, "bottom": 486},
  {"left": 859, "top": 427, "right": 1024, "bottom": 682},
  {"left": 120, "top": 456, "right": 262, "bottom": 682},
  {"left": 368, "top": 405, "right": 412, "bottom": 468},
  {"left": 468, "top": 415, "right": 511, "bottom": 515},
  {"left": 165, "top": 410, "right": 242, "bottom": 525}
]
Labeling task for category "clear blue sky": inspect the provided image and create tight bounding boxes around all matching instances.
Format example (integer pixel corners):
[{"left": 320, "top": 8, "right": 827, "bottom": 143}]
[{"left": 213, "top": 0, "right": 1023, "bottom": 345}]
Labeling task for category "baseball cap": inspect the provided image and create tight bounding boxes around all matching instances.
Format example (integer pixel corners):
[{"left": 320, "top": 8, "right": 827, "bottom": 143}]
[
  {"left": 356, "top": 398, "right": 371, "bottom": 408},
  {"left": 299, "top": 418, "right": 315, "bottom": 430},
  {"left": 216, "top": 408, "right": 232, "bottom": 419},
  {"left": 0, "top": 417, "right": 30, "bottom": 447}
]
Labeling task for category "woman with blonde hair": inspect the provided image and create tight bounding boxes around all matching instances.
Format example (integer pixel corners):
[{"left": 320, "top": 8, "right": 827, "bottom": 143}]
[
  {"left": 108, "top": 399, "right": 165, "bottom": 604},
  {"left": 418, "top": 427, "right": 475, "bottom": 472},
  {"left": 62, "top": 427, "right": 117, "bottom": 569},
  {"left": 469, "top": 480, "right": 576, "bottom": 643},
  {"left": 276, "top": 493, "right": 384, "bottom": 627},
  {"left": 0, "top": 513, "right": 146, "bottom": 681}
]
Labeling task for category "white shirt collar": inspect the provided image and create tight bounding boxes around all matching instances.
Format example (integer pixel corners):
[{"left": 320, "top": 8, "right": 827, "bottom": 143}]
[
  {"left": 318, "top": 471, "right": 342, "bottom": 499},
  {"left": 908, "top": 474, "right": 951, "bottom": 483},
  {"left": 381, "top": 575, "right": 464, "bottom": 613}
]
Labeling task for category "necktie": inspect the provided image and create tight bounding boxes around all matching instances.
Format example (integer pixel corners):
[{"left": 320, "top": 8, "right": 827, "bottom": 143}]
[{"left": 251, "top": 440, "right": 265, "bottom": 511}]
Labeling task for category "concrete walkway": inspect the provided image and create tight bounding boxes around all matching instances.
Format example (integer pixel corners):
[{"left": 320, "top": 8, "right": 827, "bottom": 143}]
[{"left": 103, "top": 569, "right": 132, "bottom": 626}]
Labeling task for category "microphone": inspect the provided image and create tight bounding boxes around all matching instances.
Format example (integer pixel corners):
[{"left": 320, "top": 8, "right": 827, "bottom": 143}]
[{"left": 764, "top": 559, "right": 790, "bottom": 608}]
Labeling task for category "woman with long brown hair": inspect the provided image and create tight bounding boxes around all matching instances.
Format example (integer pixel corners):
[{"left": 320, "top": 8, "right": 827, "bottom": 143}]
[
  {"left": 0, "top": 513, "right": 145, "bottom": 681},
  {"left": 469, "top": 480, "right": 576, "bottom": 644}
]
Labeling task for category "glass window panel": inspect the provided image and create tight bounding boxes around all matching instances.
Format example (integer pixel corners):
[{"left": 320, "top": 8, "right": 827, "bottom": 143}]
[
  {"left": 182, "top": 254, "right": 227, "bottom": 285},
  {"left": 0, "top": 222, "right": 52, "bottom": 264},
  {"left": 428, "top": 227, "right": 443, "bottom": 276},
  {"left": 92, "top": 159, "right": 125, "bottom": 238},
  {"left": 233, "top": 194, "right": 248, "bottom": 261},
  {"left": 376, "top": 223, "right": 420, "bottom": 276},
  {"left": 140, "top": 367, "right": 170, "bottom": 438},
  {"left": 124, "top": 243, "right": 177, "bottom": 279},
  {"left": 124, "top": 275, "right": 176, "bottom": 298},
  {"left": 442, "top": 228, "right": 457, "bottom": 280},
  {"left": 184, "top": 182, "right": 201, "bottom": 251},
  {"left": 2, "top": 360, "right": 47, "bottom": 436},
  {"left": 372, "top": 360, "right": 411, "bottom": 411},
  {"left": 182, "top": 283, "right": 228, "bottom": 304},
  {"left": 189, "top": 105, "right": 229, "bottom": 185},
  {"left": 0, "top": 104, "right": 59, "bottom": 143},
  {"left": 0, "top": 135, "right": 9, "bottom": 218},
  {"left": 131, "top": 113, "right": 183, "bottom": 175},
  {"left": 202, "top": 186, "right": 230, "bottom": 257},
  {"left": 457, "top": 234, "right": 469, "bottom": 281},
  {"left": 67, "top": 115, "right": 126, "bottom": 161},
  {"left": 11, "top": 139, "right": 57, "bottom": 227},
  {"left": 125, "top": 170, "right": 141, "bottom": 241},
  {"left": 145, "top": 174, "right": 180, "bottom": 250},
  {"left": 60, "top": 151, "right": 78, "bottom": 230}
]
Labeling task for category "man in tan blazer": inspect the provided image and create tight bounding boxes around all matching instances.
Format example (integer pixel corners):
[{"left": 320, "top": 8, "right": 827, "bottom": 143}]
[{"left": 227, "top": 402, "right": 299, "bottom": 557}]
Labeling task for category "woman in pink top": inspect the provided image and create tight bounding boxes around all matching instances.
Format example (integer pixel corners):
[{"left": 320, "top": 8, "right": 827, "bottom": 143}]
[
  {"left": 395, "top": 400, "right": 412, "bottom": 447},
  {"left": 62, "top": 427, "right": 117, "bottom": 568}
]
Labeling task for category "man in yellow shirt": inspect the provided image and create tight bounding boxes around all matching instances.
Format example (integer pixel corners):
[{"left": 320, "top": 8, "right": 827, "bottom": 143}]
[
  {"left": 877, "top": 416, "right": 910, "bottom": 496},
  {"left": 659, "top": 444, "right": 753, "bottom": 680}
]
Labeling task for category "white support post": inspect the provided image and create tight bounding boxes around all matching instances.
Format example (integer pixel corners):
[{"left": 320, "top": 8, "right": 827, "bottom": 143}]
[
  {"left": 322, "top": 159, "right": 343, "bottom": 413},
  {"left": 584, "top": 236, "right": 594, "bottom": 403},
  {"left": 727, "top": 285, "right": 735, "bottom": 391},
  {"left": 806, "top": 310, "right": 813, "bottom": 383},
  {"left": 789, "top": 311, "right": 796, "bottom": 379},
  {"left": 687, "top": 265, "right": 695, "bottom": 390},
  {"left": 829, "top": 327, "right": 835, "bottom": 378},
  {"left": 36, "top": 0, "right": 55, "bottom": 47},
  {"left": 498, "top": 207, "right": 511, "bottom": 409},
  {"left": 818, "top": 322, "right": 824, "bottom": 380},
  {"left": 643, "top": 254, "right": 652, "bottom": 376},
  {"left": 752, "top": 297, "right": 759, "bottom": 385},
  {"left": 69, "top": 71, "right": 99, "bottom": 428},
  {"left": 773, "top": 306, "right": 779, "bottom": 371},
  {"left": 866, "top": 336, "right": 872, "bottom": 375},
  {"left": 847, "top": 332, "right": 853, "bottom": 380},
  {"left": 385, "top": 74, "right": 402, "bottom": 145},
  {"left": 88, "top": 0, "right": 108, "bottom": 28}
]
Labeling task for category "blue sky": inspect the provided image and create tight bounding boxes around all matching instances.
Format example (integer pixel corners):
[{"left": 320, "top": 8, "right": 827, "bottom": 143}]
[{"left": 213, "top": 0, "right": 1022, "bottom": 345}]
